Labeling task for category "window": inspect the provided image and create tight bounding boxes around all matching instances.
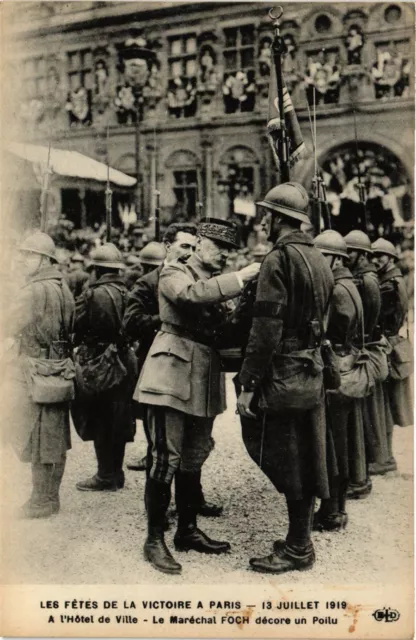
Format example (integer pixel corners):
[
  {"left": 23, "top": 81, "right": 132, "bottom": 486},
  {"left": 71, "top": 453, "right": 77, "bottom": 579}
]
[
  {"left": 384, "top": 5, "right": 402, "bottom": 24},
  {"left": 223, "top": 25, "right": 255, "bottom": 74},
  {"left": 372, "top": 39, "right": 411, "bottom": 99},
  {"left": 222, "top": 25, "right": 256, "bottom": 113},
  {"left": 167, "top": 34, "right": 197, "bottom": 117},
  {"left": 173, "top": 170, "right": 198, "bottom": 218},
  {"left": 23, "top": 57, "right": 46, "bottom": 99},
  {"left": 67, "top": 48, "right": 93, "bottom": 91},
  {"left": 314, "top": 14, "right": 332, "bottom": 34}
]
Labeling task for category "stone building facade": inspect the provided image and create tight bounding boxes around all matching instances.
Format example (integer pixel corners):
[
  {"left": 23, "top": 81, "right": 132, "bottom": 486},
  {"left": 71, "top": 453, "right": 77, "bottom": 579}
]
[{"left": 4, "top": 1, "right": 414, "bottom": 232}]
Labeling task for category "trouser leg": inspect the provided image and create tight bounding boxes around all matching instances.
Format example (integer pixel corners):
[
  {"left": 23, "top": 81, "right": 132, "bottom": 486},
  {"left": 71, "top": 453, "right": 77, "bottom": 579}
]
[
  {"left": 49, "top": 456, "right": 66, "bottom": 512},
  {"left": 20, "top": 463, "right": 55, "bottom": 519},
  {"left": 286, "top": 497, "right": 315, "bottom": 550}
]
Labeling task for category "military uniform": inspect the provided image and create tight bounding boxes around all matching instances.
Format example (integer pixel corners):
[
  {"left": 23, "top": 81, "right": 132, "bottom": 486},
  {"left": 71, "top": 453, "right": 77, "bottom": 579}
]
[
  {"left": 2, "top": 233, "right": 75, "bottom": 518},
  {"left": 352, "top": 262, "right": 389, "bottom": 474},
  {"left": 72, "top": 272, "right": 137, "bottom": 489},
  {"left": 137, "top": 218, "right": 249, "bottom": 576},
  {"left": 378, "top": 263, "right": 412, "bottom": 452},
  {"left": 317, "top": 264, "right": 365, "bottom": 529}
]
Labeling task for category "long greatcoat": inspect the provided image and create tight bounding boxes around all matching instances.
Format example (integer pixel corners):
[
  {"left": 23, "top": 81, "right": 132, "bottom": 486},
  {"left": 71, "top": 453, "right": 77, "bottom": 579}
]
[
  {"left": 137, "top": 253, "right": 242, "bottom": 418},
  {"left": 239, "top": 230, "right": 334, "bottom": 500},
  {"left": 70, "top": 274, "right": 137, "bottom": 443},
  {"left": 325, "top": 266, "right": 366, "bottom": 486},
  {"left": 352, "top": 262, "right": 387, "bottom": 465},
  {"left": 2, "top": 267, "right": 75, "bottom": 463},
  {"left": 379, "top": 265, "right": 413, "bottom": 428}
]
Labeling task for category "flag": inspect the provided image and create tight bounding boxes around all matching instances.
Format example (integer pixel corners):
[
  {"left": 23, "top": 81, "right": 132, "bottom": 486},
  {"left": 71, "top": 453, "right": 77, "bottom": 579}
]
[{"left": 267, "top": 67, "right": 305, "bottom": 171}]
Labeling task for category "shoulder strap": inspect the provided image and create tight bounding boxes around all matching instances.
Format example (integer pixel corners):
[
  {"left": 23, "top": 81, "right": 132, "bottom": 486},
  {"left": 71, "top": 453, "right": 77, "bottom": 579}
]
[
  {"left": 101, "top": 284, "right": 124, "bottom": 326},
  {"left": 285, "top": 243, "right": 328, "bottom": 334},
  {"left": 337, "top": 281, "right": 365, "bottom": 349}
]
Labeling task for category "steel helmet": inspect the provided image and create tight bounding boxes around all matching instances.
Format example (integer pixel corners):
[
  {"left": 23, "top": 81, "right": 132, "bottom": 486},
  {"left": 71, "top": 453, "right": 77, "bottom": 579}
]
[
  {"left": 71, "top": 252, "right": 85, "bottom": 263},
  {"left": 256, "top": 182, "right": 310, "bottom": 224},
  {"left": 19, "top": 231, "right": 57, "bottom": 262},
  {"left": 90, "top": 243, "right": 125, "bottom": 270},
  {"left": 314, "top": 230, "right": 349, "bottom": 259},
  {"left": 125, "top": 254, "right": 142, "bottom": 267},
  {"left": 371, "top": 238, "right": 398, "bottom": 260},
  {"left": 139, "top": 241, "right": 166, "bottom": 266},
  {"left": 344, "top": 230, "right": 372, "bottom": 254}
]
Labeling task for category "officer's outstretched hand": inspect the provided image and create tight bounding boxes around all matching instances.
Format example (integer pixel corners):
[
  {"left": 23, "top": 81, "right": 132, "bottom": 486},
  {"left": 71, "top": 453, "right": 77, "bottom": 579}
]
[
  {"left": 237, "top": 391, "right": 257, "bottom": 419},
  {"left": 238, "top": 262, "right": 261, "bottom": 283}
]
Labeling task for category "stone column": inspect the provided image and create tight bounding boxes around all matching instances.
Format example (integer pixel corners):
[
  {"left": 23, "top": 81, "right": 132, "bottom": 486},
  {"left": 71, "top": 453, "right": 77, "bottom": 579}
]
[{"left": 146, "top": 139, "right": 158, "bottom": 224}]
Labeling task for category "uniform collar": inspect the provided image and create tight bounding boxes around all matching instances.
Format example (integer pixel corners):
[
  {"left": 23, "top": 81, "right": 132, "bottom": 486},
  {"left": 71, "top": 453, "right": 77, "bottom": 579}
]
[
  {"left": 25, "top": 266, "right": 63, "bottom": 285},
  {"left": 275, "top": 229, "right": 314, "bottom": 247},
  {"left": 379, "top": 265, "right": 402, "bottom": 284},
  {"left": 93, "top": 273, "right": 125, "bottom": 288},
  {"left": 353, "top": 262, "right": 378, "bottom": 277},
  {"left": 333, "top": 266, "right": 354, "bottom": 282}
]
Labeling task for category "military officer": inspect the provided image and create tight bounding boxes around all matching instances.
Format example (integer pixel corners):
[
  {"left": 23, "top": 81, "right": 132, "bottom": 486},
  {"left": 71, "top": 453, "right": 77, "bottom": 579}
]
[
  {"left": 344, "top": 230, "right": 387, "bottom": 491},
  {"left": 137, "top": 218, "right": 260, "bottom": 575},
  {"left": 313, "top": 230, "right": 365, "bottom": 531},
  {"left": 237, "top": 183, "right": 334, "bottom": 574},
  {"left": 372, "top": 238, "right": 412, "bottom": 469},
  {"left": 72, "top": 243, "right": 137, "bottom": 491},
  {"left": 3, "top": 232, "right": 75, "bottom": 518}
]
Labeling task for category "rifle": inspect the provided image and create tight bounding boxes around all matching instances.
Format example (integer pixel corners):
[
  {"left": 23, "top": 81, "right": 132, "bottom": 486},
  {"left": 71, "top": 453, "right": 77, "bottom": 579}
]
[
  {"left": 105, "top": 124, "right": 113, "bottom": 242},
  {"left": 353, "top": 108, "right": 370, "bottom": 233},
  {"left": 306, "top": 86, "right": 331, "bottom": 235},
  {"left": 40, "top": 142, "right": 52, "bottom": 232}
]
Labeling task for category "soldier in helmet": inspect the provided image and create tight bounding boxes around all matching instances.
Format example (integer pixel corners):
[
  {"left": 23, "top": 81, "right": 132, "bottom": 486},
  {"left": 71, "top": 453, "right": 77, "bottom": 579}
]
[
  {"left": 372, "top": 238, "right": 412, "bottom": 468},
  {"left": 237, "top": 183, "right": 334, "bottom": 574},
  {"left": 3, "top": 232, "right": 75, "bottom": 518},
  {"left": 124, "top": 224, "right": 224, "bottom": 517},
  {"left": 137, "top": 218, "right": 260, "bottom": 575},
  {"left": 65, "top": 252, "right": 89, "bottom": 299},
  {"left": 344, "top": 230, "right": 386, "bottom": 492},
  {"left": 72, "top": 243, "right": 137, "bottom": 491},
  {"left": 313, "top": 230, "right": 365, "bottom": 531}
]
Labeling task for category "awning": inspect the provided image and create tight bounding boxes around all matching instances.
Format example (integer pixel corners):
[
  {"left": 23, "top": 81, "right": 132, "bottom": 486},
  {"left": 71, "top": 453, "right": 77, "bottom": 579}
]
[{"left": 7, "top": 142, "right": 136, "bottom": 188}]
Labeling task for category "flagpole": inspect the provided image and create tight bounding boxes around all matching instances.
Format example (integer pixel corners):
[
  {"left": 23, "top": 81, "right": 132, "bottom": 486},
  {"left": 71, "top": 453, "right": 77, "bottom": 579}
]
[
  {"left": 40, "top": 141, "right": 52, "bottom": 232},
  {"left": 269, "top": 7, "right": 289, "bottom": 183},
  {"left": 105, "top": 123, "right": 113, "bottom": 242}
]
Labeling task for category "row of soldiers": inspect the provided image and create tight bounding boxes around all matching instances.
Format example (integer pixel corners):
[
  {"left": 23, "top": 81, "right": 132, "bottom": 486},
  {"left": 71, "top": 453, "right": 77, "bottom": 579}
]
[{"left": 3, "top": 181, "right": 412, "bottom": 577}]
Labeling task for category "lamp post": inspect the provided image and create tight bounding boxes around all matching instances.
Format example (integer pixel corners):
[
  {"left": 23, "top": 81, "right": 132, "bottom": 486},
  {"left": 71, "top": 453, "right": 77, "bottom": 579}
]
[{"left": 119, "top": 36, "right": 157, "bottom": 219}]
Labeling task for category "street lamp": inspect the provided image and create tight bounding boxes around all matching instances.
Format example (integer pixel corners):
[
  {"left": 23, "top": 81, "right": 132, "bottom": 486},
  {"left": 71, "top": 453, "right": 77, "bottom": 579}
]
[{"left": 119, "top": 36, "right": 157, "bottom": 219}]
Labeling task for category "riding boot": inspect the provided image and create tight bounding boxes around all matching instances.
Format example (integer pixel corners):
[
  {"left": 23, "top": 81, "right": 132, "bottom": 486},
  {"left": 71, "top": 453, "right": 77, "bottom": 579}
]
[
  {"left": 194, "top": 470, "right": 223, "bottom": 517},
  {"left": 143, "top": 478, "right": 181, "bottom": 575},
  {"left": 174, "top": 471, "right": 230, "bottom": 554},
  {"left": 114, "top": 442, "right": 126, "bottom": 488}
]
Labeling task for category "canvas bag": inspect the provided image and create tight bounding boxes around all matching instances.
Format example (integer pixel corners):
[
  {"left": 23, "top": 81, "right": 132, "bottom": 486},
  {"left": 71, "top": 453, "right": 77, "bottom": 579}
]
[
  {"left": 259, "top": 242, "right": 333, "bottom": 413},
  {"left": 74, "top": 285, "right": 128, "bottom": 397},
  {"left": 25, "top": 281, "right": 76, "bottom": 404},
  {"left": 388, "top": 329, "right": 413, "bottom": 381},
  {"left": 328, "top": 283, "right": 375, "bottom": 399}
]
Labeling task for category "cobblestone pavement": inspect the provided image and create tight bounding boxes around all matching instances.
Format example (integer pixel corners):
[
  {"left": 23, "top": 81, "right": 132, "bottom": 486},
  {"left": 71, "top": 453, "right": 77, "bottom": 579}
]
[{"left": 2, "top": 375, "right": 413, "bottom": 585}]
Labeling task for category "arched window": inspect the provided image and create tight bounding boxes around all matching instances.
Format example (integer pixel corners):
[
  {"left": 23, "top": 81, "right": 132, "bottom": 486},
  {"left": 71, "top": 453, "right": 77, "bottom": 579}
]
[{"left": 165, "top": 150, "right": 201, "bottom": 219}]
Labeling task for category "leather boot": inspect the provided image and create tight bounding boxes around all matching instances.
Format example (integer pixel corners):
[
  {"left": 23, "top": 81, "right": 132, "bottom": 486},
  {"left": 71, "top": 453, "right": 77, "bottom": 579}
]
[
  {"left": 313, "top": 497, "right": 344, "bottom": 532},
  {"left": 251, "top": 542, "right": 315, "bottom": 574},
  {"left": 49, "top": 460, "right": 66, "bottom": 514},
  {"left": 143, "top": 478, "right": 181, "bottom": 575},
  {"left": 20, "top": 464, "right": 54, "bottom": 519},
  {"left": 346, "top": 477, "right": 372, "bottom": 500},
  {"left": 194, "top": 470, "right": 223, "bottom": 517},
  {"left": 174, "top": 471, "right": 230, "bottom": 554},
  {"left": 127, "top": 455, "right": 147, "bottom": 471}
]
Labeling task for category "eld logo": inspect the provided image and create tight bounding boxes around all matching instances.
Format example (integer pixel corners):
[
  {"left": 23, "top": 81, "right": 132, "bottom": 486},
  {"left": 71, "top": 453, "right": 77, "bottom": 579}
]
[{"left": 372, "top": 608, "right": 400, "bottom": 623}]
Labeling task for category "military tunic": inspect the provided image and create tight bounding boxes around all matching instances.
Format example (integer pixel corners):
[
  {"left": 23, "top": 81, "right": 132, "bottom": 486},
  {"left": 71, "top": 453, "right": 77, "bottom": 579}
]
[
  {"left": 137, "top": 253, "right": 242, "bottom": 483},
  {"left": 239, "top": 231, "right": 334, "bottom": 500},
  {"left": 2, "top": 267, "right": 74, "bottom": 463}
]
